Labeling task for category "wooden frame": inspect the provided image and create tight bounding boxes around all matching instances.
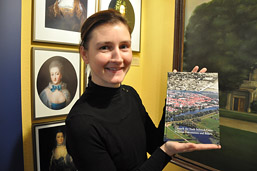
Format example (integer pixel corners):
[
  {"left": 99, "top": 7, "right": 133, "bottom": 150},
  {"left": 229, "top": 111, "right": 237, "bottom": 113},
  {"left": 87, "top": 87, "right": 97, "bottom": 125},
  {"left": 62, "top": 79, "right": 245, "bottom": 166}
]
[
  {"left": 33, "top": 48, "right": 80, "bottom": 119},
  {"left": 99, "top": 0, "right": 142, "bottom": 52},
  {"left": 33, "top": 0, "right": 97, "bottom": 45},
  {"left": 173, "top": 0, "right": 185, "bottom": 72},
  {"left": 172, "top": 0, "right": 257, "bottom": 170},
  {"left": 171, "top": 1, "right": 220, "bottom": 170}
]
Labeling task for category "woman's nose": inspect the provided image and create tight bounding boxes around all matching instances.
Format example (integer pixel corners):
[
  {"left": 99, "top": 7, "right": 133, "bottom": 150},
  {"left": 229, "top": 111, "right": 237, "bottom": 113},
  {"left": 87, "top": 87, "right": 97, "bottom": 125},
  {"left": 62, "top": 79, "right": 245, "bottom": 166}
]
[{"left": 111, "top": 47, "right": 123, "bottom": 62}]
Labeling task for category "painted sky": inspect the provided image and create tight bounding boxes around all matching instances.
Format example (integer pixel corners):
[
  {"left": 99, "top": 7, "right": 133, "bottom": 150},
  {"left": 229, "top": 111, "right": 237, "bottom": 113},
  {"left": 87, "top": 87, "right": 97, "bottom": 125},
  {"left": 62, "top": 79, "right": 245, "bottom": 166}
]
[{"left": 184, "top": 0, "right": 211, "bottom": 27}]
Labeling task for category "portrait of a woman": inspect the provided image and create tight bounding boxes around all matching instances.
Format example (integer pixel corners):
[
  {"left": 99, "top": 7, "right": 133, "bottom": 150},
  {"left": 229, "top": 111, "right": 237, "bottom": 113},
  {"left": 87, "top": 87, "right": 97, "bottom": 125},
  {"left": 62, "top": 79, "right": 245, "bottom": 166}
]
[
  {"left": 49, "top": 130, "right": 77, "bottom": 171},
  {"left": 39, "top": 60, "right": 71, "bottom": 110}
]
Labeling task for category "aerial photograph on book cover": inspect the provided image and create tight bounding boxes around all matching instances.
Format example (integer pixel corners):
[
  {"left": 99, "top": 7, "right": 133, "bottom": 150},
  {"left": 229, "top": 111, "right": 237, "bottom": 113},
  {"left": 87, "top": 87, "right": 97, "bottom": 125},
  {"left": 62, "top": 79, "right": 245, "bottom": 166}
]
[{"left": 164, "top": 72, "right": 220, "bottom": 144}]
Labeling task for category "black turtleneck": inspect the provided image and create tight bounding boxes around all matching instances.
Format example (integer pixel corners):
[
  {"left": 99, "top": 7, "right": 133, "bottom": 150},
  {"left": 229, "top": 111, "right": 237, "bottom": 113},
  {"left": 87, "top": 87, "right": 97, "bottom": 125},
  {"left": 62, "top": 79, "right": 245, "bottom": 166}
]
[{"left": 65, "top": 80, "right": 171, "bottom": 171}]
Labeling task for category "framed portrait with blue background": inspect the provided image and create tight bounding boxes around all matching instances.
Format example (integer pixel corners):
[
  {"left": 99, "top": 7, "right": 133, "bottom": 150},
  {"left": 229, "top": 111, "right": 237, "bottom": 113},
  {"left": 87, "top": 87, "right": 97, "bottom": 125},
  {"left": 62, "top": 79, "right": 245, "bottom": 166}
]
[{"left": 33, "top": 48, "right": 80, "bottom": 119}]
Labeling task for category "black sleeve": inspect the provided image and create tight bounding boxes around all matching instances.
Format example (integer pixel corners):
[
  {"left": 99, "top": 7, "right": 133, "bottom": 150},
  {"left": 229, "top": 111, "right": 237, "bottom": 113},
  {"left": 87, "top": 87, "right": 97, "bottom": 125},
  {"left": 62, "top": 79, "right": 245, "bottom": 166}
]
[
  {"left": 66, "top": 114, "right": 117, "bottom": 171},
  {"left": 66, "top": 113, "right": 171, "bottom": 171},
  {"left": 145, "top": 104, "right": 166, "bottom": 154},
  {"left": 127, "top": 86, "right": 166, "bottom": 154},
  {"left": 137, "top": 148, "right": 171, "bottom": 171},
  {"left": 66, "top": 87, "right": 171, "bottom": 171},
  {"left": 127, "top": 86, "right": 171, "bottom": 170}
]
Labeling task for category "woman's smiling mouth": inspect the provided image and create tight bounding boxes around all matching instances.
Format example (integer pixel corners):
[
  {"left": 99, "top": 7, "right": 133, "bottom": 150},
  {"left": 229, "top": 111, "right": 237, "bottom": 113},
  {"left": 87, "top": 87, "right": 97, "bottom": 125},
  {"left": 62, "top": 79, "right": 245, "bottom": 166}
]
[{"left": 105, "top": 67, "right": 123, "bottom": 71}]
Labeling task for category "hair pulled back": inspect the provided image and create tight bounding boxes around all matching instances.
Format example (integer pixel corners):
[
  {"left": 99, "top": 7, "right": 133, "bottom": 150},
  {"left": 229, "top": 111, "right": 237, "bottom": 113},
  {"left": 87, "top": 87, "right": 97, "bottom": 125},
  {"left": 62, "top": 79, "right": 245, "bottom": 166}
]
[
  {"left": 49, "top": 59, "right": 63, "bottom": 74},
  {"left": 80, "top": 9, "right": 131, "bottom": 49}
]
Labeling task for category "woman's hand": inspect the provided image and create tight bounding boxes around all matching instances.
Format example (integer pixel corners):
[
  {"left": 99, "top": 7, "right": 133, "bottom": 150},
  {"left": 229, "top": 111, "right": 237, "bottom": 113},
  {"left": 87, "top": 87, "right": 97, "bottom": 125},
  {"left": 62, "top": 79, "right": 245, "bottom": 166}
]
[
  {"left": 191, "top": 66, "right": 207, "bottom": 73},
  {"left": 160, "top": 141, "right": 221, "bottom": 157},
  {"left": 173, "top": 66, "right": 207, "bottom": 73}
]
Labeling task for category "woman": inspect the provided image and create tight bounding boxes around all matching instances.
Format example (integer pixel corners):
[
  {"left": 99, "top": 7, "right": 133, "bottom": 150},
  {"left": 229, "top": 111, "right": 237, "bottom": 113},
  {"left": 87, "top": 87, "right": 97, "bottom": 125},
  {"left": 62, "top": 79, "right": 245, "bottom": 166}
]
[
  {"left": 49, "top": 130, "right": 77, "bottom": 171},
  {"left": 65, "top": 9, "right": 220, "bottom": 171},
  {"left": 40, "top": 59, "right": 71, "bottom": 110}
]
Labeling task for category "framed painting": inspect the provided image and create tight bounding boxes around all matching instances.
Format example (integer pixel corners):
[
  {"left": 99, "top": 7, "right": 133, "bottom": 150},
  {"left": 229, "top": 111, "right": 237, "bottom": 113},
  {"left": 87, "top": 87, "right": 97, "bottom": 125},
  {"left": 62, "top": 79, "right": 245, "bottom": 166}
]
[
  {"left": 33, "top": 121, "right": 77, "bottom": 171},
  {"left": 33, "top": 0, "right": 97, "bottom": 45},
  {"left": 172, "top": 0, "right": 257, "bottom": 170},
  {"left": 99, "top": 0, "right": 142, "bottom": 52},
  {"left": 85, "top": 64, "right": 91, "bottom": 88},
  {"left": 33, "top": 48, "right": 80, "bottom": 119}
]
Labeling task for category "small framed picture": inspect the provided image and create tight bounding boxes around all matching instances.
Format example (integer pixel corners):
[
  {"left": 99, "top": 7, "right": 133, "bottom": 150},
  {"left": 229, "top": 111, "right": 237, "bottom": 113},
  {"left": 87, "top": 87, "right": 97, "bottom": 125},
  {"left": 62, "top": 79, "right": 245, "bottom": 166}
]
[
  {"left": 33, "top": 121, "right": 77, "bottom": 171},
  {"left": 33, "top": 48, "right": 80, "bottom": 119},
  {"left": 33, "top": 0, "right": 97, "bottom": 45},
  {"left": 99, "top": 0, "right": 142, "bottom": 52}
]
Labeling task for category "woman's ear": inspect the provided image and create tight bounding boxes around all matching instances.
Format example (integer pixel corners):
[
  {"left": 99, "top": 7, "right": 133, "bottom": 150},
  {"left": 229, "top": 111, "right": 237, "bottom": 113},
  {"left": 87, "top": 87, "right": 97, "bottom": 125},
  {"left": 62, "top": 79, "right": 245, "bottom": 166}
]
[{"left": 80, "top": 46, "right": 89, "bottom": 64}]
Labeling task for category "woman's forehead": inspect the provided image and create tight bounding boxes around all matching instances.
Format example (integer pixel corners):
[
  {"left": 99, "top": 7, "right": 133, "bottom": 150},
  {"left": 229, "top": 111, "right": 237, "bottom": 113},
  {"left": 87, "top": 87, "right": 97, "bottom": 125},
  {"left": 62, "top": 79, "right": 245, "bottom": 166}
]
[
  {"left": 90, "top": 23, "right": 131, "bottom": 42},
  {"left": 56, "top": 132, "right": 63, "bottom": 136},
  {"left": 50, "top": 66, "right": 61, "bottom": 71},
  {"left": 94, "top": 22, "right": 129, "bottom": 34}
]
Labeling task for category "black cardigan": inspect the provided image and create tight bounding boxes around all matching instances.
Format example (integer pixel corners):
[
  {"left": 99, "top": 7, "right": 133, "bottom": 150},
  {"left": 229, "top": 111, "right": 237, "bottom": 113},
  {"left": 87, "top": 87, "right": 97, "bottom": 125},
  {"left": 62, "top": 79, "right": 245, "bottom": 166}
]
[{"left": 65, "top": 81, "right": 171, "bottom": 171}]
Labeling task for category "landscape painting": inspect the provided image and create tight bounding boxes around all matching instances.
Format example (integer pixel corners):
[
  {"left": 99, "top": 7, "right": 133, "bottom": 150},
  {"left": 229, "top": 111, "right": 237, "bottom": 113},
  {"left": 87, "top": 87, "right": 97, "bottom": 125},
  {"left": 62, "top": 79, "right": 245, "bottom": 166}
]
[{"left": 172, "top": 0, "right": 257, "bottom": 170}]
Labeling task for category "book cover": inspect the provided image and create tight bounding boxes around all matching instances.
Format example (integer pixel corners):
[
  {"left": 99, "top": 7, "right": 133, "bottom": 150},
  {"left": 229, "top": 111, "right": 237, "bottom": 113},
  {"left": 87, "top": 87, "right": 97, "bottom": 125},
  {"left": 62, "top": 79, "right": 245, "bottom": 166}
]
[{"left": 164, "top": 72, "right": 220, "bottom": 144}]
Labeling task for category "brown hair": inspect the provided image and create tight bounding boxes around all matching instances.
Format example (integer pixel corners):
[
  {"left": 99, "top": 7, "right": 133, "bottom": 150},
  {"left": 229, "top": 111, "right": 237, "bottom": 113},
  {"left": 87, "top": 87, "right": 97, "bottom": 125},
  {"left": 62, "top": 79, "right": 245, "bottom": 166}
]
[{"left": 80, "top": 9, "right": 131, "bottom": 49}]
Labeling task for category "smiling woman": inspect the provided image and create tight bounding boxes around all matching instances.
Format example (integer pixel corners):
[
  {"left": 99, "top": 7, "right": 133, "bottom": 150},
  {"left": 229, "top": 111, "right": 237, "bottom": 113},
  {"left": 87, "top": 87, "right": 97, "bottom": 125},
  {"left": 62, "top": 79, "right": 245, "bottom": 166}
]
[
  {"left": 65, "top": 9, "right": 220, "bottom": 171},
  {"left": 81, "top": 22, "right": 132, "bottom": 88}
]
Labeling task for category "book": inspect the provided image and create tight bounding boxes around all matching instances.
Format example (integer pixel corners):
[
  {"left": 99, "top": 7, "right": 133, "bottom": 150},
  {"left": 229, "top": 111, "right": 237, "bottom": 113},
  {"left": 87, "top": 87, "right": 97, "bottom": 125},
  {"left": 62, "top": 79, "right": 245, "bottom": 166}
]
[{"left": 164, "top": 72, "right": 220, "bottom": 144}]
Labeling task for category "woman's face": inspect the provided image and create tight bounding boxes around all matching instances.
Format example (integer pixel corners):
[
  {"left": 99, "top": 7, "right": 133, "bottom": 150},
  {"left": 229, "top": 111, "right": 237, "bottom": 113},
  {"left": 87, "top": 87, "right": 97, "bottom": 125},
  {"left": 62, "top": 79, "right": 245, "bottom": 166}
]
[
  {"left": 50, "top": 66, "right": 62, "bottom": 85},
  {"left": 81, "top": 22, "right": 132, "bottom": 88},
  {"left": 56, "top": 132, "right": 64, "bottom": 145}
]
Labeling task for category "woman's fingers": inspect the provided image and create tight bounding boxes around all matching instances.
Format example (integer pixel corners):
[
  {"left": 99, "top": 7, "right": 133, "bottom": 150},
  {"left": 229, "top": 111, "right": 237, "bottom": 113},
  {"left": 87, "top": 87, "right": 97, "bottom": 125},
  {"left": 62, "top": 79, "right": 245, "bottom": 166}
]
[
  {"left": 173, "top": 66, "right": 207, "bottom": 73},
  {"left": 191, "top": 66, "right": 199, "bottom": 72},
  {"left": 191, "top": 66, "right": 207, "bottom": 73},
  {"left": 199, "top": 67, "right": 207, "bottom": 73}
]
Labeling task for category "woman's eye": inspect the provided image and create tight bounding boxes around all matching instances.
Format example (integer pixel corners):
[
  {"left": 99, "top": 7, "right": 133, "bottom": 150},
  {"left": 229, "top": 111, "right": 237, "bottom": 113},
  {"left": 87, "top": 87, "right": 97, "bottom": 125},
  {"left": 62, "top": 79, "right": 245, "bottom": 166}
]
[
  {"left": 120, "top": 45, "right": 127, "bottom": 49},
  {"left": 120, "top": 44, "right": 130, "bottom": 49},
  {"left": 99, "top": 46, "right": 109, "bottom": 50}
]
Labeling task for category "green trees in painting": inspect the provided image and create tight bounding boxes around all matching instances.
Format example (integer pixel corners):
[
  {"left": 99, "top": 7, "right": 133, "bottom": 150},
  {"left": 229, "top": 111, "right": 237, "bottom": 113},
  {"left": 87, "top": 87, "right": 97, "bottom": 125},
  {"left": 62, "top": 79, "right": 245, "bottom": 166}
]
[{"left": 183, "top": 0, "right": 257, "bottom": 92}]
